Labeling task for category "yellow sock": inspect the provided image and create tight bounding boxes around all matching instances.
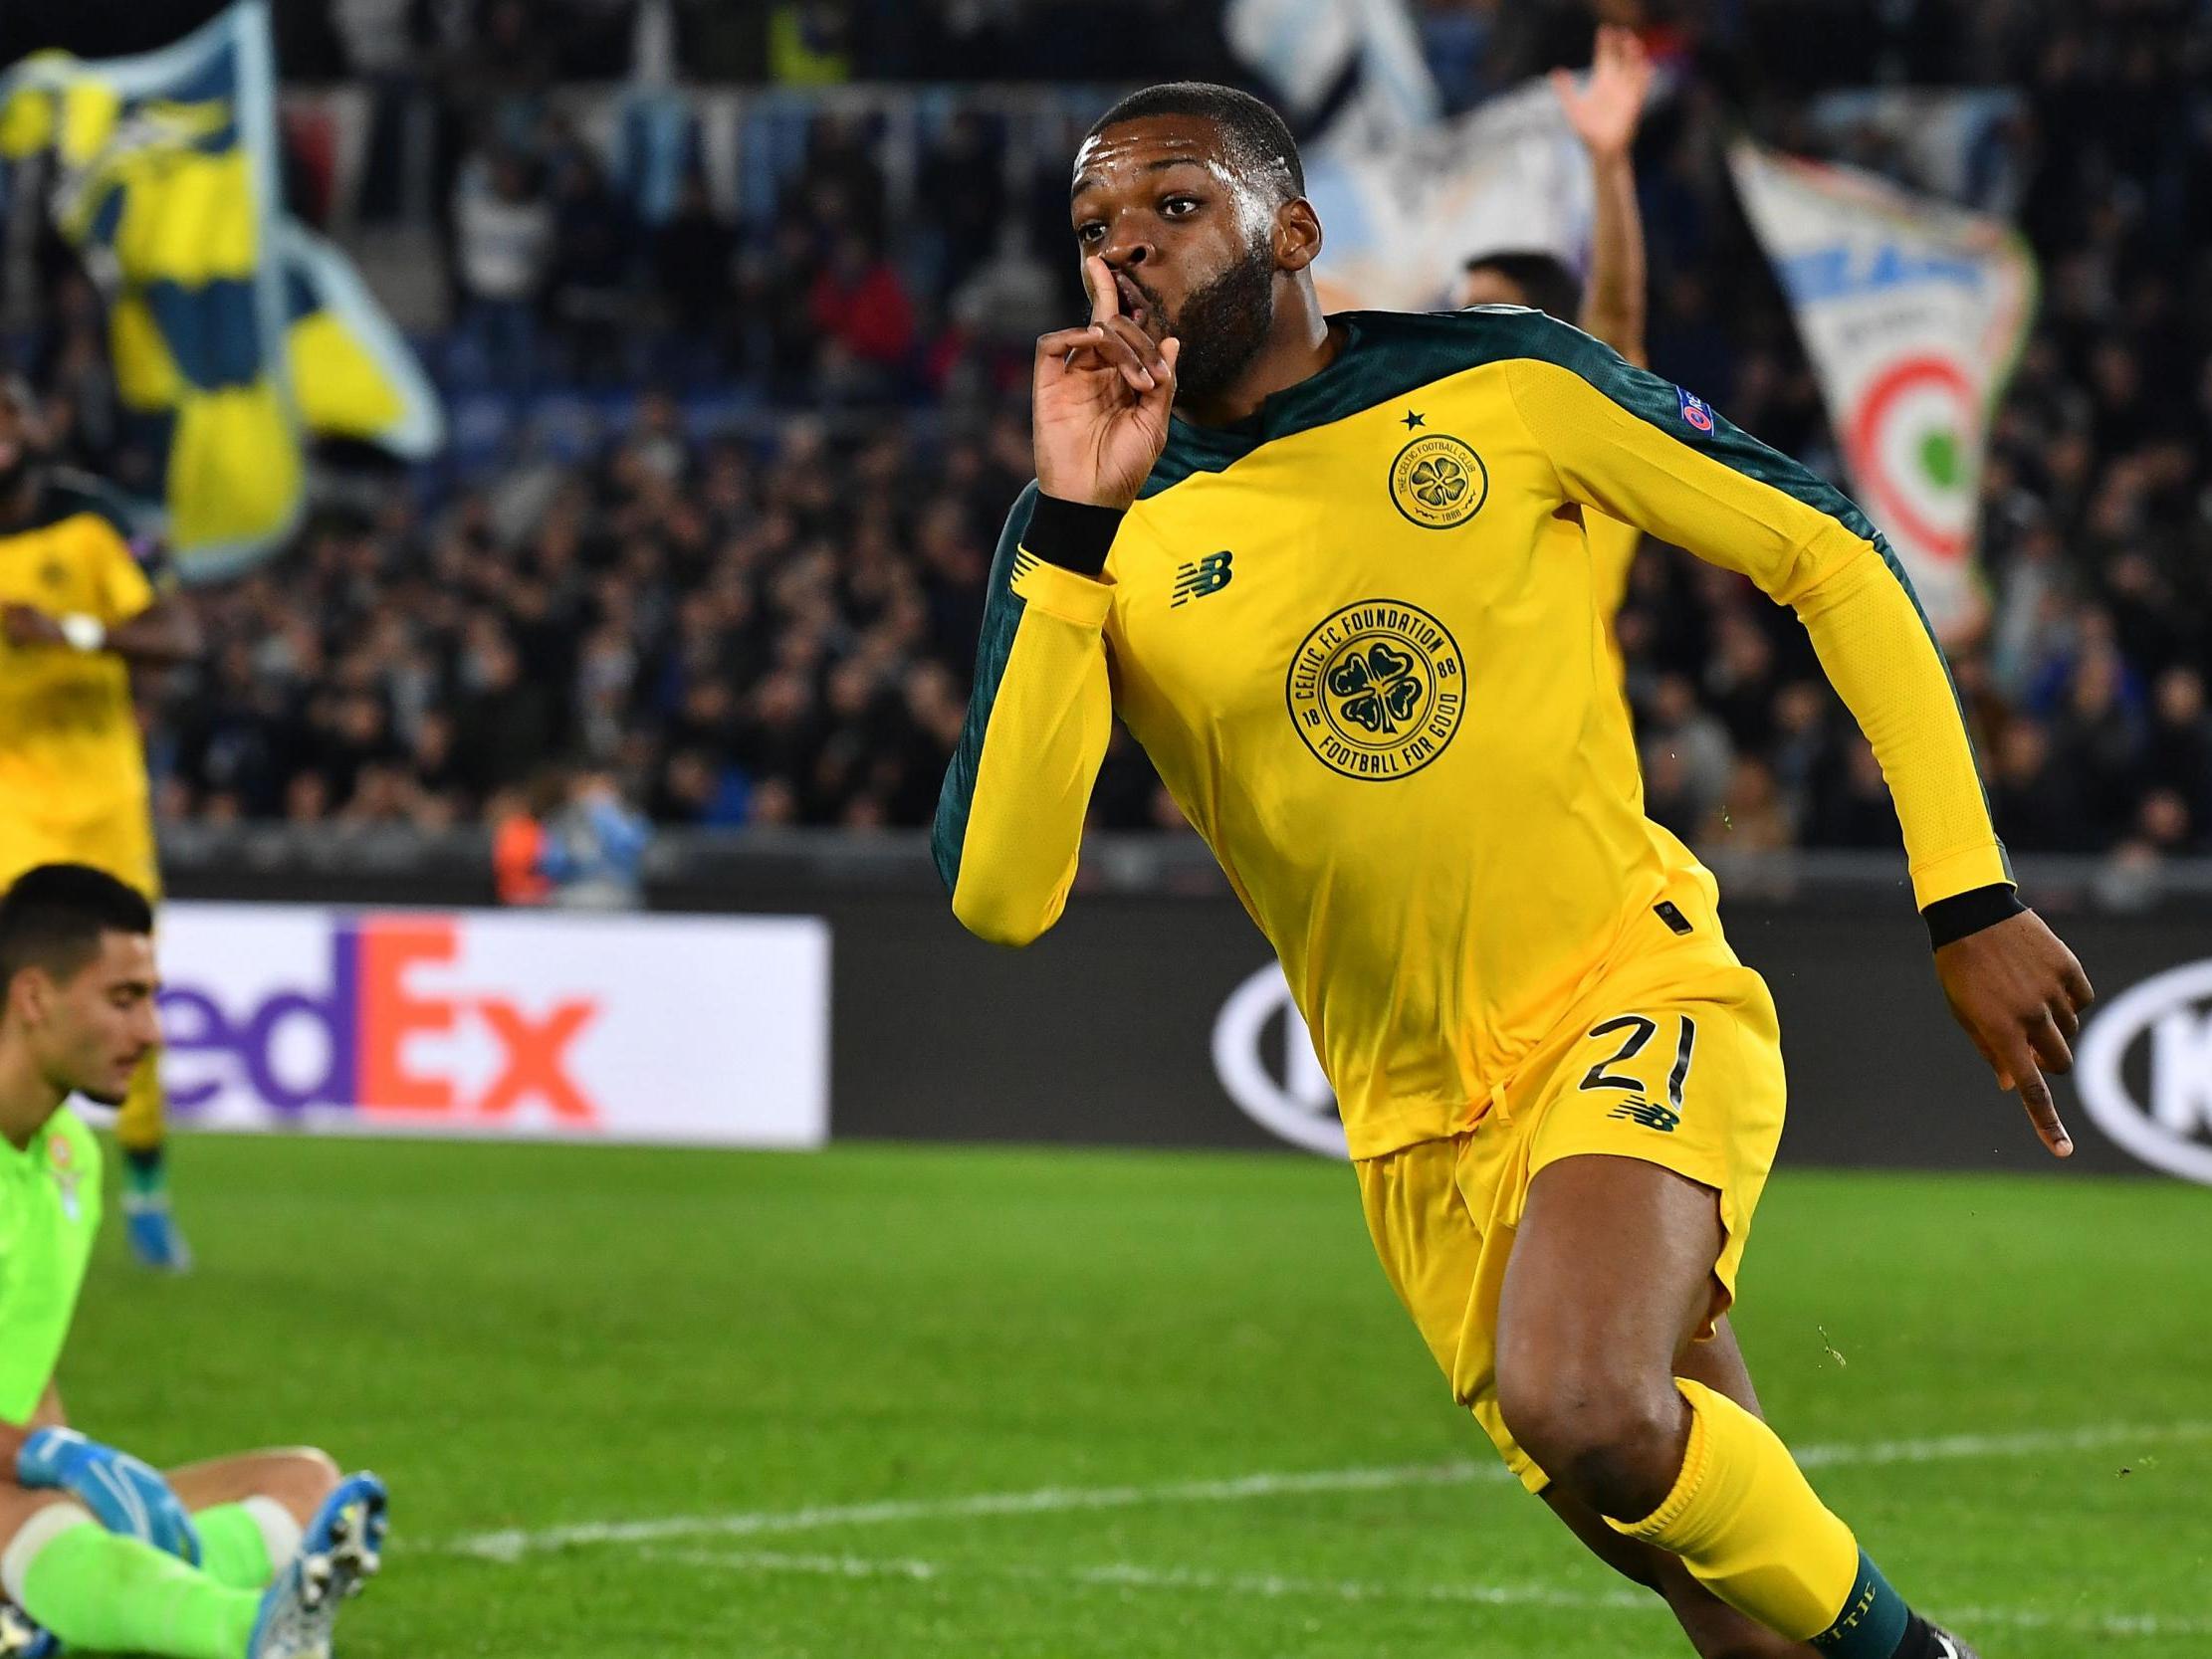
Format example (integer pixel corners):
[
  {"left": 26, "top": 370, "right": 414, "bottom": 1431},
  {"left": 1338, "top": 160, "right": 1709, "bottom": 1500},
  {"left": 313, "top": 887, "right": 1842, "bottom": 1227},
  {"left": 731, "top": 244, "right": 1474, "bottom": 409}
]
[
  {"left": 116, "top": 1046, "right": 167, "bottom": 1154},
  {"left": 1607, "top": 1377, "right": 1862, "bottom": 1642}
]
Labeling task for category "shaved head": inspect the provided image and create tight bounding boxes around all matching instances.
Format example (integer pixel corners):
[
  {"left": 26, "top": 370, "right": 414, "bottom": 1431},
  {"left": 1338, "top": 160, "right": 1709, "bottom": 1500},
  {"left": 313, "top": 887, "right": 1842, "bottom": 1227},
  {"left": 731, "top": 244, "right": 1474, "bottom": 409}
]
[{"left": 1082, "top": 82, "right": 1303, "bottom": 214}]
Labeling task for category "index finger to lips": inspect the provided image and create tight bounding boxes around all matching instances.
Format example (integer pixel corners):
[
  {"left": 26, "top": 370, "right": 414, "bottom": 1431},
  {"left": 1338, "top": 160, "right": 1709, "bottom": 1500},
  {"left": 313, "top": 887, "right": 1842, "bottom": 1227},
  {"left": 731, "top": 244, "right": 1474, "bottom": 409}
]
[{"left": 1083, "top": 255, "right": 1120, "bottom": 324}]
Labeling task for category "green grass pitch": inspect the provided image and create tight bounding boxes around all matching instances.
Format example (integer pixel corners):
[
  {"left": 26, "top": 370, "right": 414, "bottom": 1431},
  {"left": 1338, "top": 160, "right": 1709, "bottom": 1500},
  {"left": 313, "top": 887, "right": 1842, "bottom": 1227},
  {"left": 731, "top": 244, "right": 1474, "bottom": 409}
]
[{"left": 59, "top": 1136, "right": 2212, "bottom": 1657}]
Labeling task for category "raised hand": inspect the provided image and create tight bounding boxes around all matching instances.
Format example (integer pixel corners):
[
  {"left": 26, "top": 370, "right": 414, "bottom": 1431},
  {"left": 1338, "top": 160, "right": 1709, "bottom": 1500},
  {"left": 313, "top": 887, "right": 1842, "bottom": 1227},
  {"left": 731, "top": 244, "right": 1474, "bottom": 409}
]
[
  {"left": 1031, "top": 255, "right": 1181, "bottom": 511},
  {"left": 1933, "top": 909, "right": 2096, "bottom": 1157},
  {"left": 1550, "top": 24, "right": 1654, "bottom": 161}
]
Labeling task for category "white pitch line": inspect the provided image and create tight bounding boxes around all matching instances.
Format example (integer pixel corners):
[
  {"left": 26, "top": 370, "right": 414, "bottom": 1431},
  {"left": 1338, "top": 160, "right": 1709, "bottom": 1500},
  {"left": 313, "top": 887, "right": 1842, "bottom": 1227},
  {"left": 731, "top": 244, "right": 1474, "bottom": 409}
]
[
  {"left": 438, "top": 1419, "right": 2212, "bottom": 1563},
  {"left": 1793, "top": 1419, "right": 2211, "bottom": 1470},
  {"left": 644, "top": 1547, "right": 2212, "bottom": 1641},
  {"left": 442, "top": 1458, "right": 1499, "bottom": 1562},
  {"left": 642, "top": 1548, "right": 1651, "bottom": 1614}
]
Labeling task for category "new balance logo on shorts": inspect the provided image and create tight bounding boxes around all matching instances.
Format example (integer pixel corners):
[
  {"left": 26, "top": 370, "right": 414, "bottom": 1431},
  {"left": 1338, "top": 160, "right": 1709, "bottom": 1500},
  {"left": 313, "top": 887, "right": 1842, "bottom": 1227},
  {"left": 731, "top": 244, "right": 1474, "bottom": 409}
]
[
  {"left": 1606, "top": 1097, "right": 1682, "bottom": 1133},
  {"left": 1172, "top": 550, "right": 1234, "bottom": 606}
]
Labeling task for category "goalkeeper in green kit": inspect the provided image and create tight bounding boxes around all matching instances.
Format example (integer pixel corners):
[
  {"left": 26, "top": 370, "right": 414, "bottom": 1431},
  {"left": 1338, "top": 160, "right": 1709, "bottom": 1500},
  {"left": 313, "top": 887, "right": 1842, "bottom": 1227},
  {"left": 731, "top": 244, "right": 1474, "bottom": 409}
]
[{"left": 0, "top": 865, "right": 385, "bottom": 1659}]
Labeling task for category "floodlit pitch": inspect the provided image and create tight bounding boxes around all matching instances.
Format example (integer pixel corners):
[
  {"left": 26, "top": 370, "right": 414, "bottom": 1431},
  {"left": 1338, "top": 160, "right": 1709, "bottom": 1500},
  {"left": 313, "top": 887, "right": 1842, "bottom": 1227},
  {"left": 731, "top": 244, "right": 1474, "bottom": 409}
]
[{"left": 53, "top": 1136, "right": 2212, "bottom": 1657}]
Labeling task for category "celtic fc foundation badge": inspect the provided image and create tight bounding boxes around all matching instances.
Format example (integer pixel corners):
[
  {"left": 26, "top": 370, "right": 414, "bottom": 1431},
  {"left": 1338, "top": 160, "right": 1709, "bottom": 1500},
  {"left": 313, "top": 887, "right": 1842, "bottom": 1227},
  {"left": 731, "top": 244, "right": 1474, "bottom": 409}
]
[
  {"left": 1388, "top": 433, "right": 1488, "bottom": 528},
  {"left": 1285, "top": 600, "right": 1465, "bottom": 780}
]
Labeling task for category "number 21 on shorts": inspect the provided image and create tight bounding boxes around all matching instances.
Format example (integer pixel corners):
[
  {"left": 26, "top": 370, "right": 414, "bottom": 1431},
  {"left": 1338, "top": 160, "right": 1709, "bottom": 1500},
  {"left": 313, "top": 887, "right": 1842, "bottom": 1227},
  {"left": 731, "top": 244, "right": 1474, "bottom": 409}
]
[{"left": 1577, "top": 1013, "right": 1697, "bottom": 1133}]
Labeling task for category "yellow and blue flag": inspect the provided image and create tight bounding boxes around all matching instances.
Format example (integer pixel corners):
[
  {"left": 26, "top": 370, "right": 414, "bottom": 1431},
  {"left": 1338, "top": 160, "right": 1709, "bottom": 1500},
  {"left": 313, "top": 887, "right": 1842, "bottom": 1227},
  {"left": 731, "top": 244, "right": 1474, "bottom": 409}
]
[
  {"left": 0, "top": 2, "right": 297, "bottom": 579},
  {"left": 280, "top": 219, "right": 443, "bottom": 462},
  {"left": 1, "top": 2, "right": 441, "bottom": 579}
]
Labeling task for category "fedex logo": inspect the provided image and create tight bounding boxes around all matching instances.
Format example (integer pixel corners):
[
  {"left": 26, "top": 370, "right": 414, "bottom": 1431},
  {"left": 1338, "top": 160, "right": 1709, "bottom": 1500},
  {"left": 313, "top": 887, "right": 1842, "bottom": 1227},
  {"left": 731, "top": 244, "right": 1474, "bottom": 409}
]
[
  {"left": 150, "top": 904, "right": 830, "bottom": 1147},
  {"left": 160, "top": 917, "right": 599, "bottom": 1126}
]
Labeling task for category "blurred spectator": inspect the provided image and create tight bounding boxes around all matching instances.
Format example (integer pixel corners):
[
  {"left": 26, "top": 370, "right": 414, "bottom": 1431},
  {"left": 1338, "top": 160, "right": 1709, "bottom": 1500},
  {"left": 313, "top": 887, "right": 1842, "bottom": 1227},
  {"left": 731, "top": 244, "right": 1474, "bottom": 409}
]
[
  {"left": 2049, "top": 627, "right": 2146, "bottom": 845},
  {"left": 1989, "top": 721, "right": 2095, "bottom": 853},
  {"left": 653, "top": 175, "right": 738, "bottom": 365},
  {"left": 493, "top": 765, "right": 651, "bottom": 906},
  {"left": 454, "top": 627, "right": 557, "bottom": 794},
  {"left": 915, "top": 112, "right": 1007, "bottom": 295},
  {"left": 547, "top": 150, "right": 638, "bottom": 386},
  {"left": 1640, "top": 675, "right": 1733, "bottom": 841},
  {"left": 1804, "top": 737, "right": 1899, "bottom": 852},
  {"left": 1699, "top": 758, "right": 1795, "bottom": 855},
  {"left": 807, "top": 232, "right": 917, "bottom": 401},
  {"left": 455, "top": 0, "right": 556, "bottom": 103},
  {"left": 542, "top": 769, "right": 654, "bottom": 907},
  {"left": 2146, "top": 668, "right": 2212, "bottom": 847},
  {"left": 491, "top": 774, "right": 562, "bottom": 906},
  {"left": 452, "top": 146, "right": 553, "bottom": 391},
  {"left": 784, "top": 113, "right": 888, "bottom": 242}
]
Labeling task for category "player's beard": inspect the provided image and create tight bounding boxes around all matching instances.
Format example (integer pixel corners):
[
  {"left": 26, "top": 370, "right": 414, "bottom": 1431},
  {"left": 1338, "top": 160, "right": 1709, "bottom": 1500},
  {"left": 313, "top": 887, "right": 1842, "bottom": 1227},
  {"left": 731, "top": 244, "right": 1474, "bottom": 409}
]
[{"left": 1159, "top": 235, "right": 1277, "bottom": 406}]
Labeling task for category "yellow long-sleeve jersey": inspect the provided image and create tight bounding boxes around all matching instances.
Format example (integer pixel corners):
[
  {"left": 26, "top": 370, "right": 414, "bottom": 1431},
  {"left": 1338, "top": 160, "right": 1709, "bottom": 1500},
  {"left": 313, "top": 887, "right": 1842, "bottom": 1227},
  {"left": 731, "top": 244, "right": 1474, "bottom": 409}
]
[
  {"left": 935, "top": 308, "right": 2008, "bottom": 1159},
  {"left": 0, "top": 481, "right": 157, "bottom": 828}
]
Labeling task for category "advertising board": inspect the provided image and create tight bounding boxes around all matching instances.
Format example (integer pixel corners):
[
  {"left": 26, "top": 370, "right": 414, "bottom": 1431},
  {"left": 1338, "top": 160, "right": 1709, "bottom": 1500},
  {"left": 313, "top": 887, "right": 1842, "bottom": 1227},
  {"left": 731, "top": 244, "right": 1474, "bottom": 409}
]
[{"left": 155, "top": 905, "right": 830, "bottom": 1147}]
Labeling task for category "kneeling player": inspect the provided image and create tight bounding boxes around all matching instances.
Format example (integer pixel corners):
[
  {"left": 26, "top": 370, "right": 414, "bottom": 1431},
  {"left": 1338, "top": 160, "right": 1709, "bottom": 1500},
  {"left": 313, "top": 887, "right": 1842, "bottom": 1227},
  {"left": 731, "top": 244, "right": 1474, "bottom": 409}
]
[{"left": 0, "top": 865, "right": 385, "bottom": 1658}]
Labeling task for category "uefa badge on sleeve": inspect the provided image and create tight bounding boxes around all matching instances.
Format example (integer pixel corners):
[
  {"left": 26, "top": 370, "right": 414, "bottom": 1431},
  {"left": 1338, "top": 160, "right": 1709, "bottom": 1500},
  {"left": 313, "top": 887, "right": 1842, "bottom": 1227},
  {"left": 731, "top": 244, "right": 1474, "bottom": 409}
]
[{"left": 1676, "top": 386, "right": 1716, "bottom": 433}]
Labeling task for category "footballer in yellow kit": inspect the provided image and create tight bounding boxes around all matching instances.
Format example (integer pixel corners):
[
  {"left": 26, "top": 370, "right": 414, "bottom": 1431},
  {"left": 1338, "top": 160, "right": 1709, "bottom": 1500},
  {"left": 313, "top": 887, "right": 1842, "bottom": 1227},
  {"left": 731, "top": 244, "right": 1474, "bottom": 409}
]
[
  {"left": 0, "top": 380, "right": 201, "bottom": 1269},
  {"left": 935, "top": 83, "right": 2093, "bottom": 1659}
]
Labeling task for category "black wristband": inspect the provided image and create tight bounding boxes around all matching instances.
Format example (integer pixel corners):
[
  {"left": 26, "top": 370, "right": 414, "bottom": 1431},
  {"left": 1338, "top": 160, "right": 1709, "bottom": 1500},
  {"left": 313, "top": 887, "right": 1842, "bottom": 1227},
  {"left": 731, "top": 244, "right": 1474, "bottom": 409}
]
[
  {"left": 1022, "top": 493, "right": 1125, "bottom": 577},
  {"left": 1922, "top": 882, "right": 2025, "bottom": 950}
]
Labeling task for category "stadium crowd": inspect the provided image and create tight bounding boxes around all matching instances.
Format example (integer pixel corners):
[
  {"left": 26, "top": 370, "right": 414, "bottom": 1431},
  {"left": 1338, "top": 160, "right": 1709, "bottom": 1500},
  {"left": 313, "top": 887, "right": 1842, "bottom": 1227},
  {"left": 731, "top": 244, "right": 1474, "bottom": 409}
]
[{"left": 7, "top": 0, "right": 2210, "bottom": 863}]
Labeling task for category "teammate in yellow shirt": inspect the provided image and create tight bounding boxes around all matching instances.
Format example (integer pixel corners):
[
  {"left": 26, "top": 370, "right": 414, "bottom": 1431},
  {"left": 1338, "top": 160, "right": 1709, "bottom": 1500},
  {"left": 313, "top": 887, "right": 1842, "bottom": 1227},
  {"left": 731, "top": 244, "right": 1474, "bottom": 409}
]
[
  {"left": 1457, "top": 23, "right": 1655, "bottom": 653},
  {"left": 935, "top": 83, "right": 2093, "bottom": 1659},
  {"left": 0, "top": 380, "right": 201, "bottom": 1270}
]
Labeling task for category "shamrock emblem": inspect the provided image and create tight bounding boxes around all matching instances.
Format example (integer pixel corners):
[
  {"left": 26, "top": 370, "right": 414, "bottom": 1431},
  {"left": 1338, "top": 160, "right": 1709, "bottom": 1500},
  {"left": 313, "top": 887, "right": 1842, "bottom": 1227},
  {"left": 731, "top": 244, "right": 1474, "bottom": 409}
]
[
  {"left": 1408, "top": 454, "right": 1468, "bottom": 510},
  {"left": 1327, "top": 642, "right": 1424, "bottom": 734}
]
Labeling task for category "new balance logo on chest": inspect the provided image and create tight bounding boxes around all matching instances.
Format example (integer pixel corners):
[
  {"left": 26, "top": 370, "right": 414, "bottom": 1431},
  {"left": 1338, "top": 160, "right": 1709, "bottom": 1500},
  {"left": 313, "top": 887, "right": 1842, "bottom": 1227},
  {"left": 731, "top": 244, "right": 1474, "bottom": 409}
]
[{"left": 1172, "top": 550, "right": 1234, "bottom": 607}]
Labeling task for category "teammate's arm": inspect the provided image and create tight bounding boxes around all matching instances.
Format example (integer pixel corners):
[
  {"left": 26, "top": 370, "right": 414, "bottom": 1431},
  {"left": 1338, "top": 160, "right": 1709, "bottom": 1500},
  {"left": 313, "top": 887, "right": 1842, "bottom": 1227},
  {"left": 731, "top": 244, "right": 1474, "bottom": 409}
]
[
  {"left": 933, "top": 256, "right": 1179, "bottom": 945},
  {"left": 1553, "top": 24, "right": 1653, "bottom": 365},
  {"left": 3, "top": 598, "right": 197, "bottom": 665},
  {"left": 1504, "top": 335, "right": 2092, "bottom": 1152},
  {"left": 0, "top": 524, "right": 201, "bottom": 666},
  {"left": 97, "top": 595, "right": 202, "bottom": 667}
]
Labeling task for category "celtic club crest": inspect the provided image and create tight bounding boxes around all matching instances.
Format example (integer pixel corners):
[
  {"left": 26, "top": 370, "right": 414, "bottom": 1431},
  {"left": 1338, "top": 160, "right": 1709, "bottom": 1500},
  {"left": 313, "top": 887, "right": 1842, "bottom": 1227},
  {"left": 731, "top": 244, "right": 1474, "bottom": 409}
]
[
  {"left": 1388, "top": 434, "right": 1488, "bottom": 528},
  {"left": 1285, "top": 600, "right": 1466, "bottom": 780}
]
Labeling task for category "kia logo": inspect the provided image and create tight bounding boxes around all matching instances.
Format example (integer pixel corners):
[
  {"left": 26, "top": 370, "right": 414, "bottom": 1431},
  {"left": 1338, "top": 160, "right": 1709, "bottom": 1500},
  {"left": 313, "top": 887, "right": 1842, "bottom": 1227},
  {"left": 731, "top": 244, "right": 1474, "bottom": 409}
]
[
  {"left": 2076, "top": 958, "right": 2212, "bottom": 1186},
  {"left": 1212, "top": 966, "right": 1347, "bottom": 1158}
]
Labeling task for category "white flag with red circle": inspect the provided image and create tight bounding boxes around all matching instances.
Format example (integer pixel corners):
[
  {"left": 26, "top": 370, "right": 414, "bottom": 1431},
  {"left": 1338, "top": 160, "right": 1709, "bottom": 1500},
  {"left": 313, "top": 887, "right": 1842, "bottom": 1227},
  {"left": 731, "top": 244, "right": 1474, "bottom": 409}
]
[{"left": 1727, "top": 140, "right": 2036, "bottom": 642}]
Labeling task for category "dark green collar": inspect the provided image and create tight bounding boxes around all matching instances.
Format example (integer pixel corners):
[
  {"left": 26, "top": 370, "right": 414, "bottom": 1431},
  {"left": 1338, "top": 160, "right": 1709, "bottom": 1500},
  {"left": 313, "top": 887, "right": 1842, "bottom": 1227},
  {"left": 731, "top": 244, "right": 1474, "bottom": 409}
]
[{"left": 1140, "top": 307, "right": 1549, "bottom": 499}]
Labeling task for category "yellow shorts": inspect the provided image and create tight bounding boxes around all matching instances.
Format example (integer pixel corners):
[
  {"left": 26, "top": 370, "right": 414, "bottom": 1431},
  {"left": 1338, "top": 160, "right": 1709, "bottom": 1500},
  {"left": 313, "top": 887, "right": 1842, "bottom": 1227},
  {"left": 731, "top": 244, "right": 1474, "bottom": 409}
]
[
  {"left": 1356, "top": 964, "right": 1785, "bottom": 1494},
  {"left": 0, "top": 808, "right": 161, "bottom": 902}
]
